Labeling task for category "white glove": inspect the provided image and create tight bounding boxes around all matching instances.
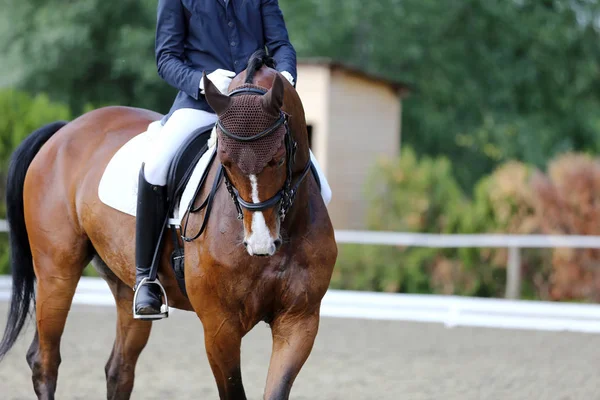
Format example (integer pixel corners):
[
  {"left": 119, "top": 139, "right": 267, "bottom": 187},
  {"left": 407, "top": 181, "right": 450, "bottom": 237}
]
[
  {"left": 200, "top": 69, "right": 236, "bottom": 94},
  {"left": 281, "top": 71, "right": 295, "bottom": 86}
]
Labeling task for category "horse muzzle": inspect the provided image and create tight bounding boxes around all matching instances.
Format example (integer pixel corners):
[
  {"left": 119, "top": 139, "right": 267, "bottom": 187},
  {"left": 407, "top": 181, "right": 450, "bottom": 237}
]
[{"left": 243, "top": 229, "right": 282, "bottom": 257}]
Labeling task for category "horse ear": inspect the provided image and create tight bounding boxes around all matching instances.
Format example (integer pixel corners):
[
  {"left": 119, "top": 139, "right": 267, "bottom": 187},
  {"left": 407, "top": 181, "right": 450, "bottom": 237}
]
[
  {"left": 261, "top": 74, "right": 284, "bottom": 115},
  {"left": 203, "top": 71, "right": 231, "bottom": 115}
]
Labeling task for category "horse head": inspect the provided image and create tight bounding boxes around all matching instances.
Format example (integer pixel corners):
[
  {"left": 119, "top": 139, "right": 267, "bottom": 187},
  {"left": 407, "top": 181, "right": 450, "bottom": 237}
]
[{"left": 203, "top": 71, "right": 301, "bottom": 257}]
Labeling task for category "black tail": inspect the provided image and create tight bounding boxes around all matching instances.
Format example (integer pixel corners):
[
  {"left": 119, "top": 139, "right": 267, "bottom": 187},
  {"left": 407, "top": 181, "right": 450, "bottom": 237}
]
[
  {"left": 244, "top": 48, "right": 276, "bottom": 84},
  {"left": 0, "top": 120, "right": 67, "bottom": 361}
]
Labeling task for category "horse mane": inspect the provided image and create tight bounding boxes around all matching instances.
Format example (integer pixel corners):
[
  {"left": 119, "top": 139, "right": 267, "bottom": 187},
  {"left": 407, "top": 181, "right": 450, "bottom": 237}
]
[{"left": 245, "top": 49, "right": 277, "bottom": 84}]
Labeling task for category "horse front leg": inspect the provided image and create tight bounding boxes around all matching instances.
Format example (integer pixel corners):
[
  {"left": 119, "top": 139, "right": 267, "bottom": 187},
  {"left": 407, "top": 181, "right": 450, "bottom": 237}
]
[
  {"left": 202, "top": 312, "right": 247, "bottom": 400},
  {"left": 263, "top": 310, "right": 320, "bottom": 400}
]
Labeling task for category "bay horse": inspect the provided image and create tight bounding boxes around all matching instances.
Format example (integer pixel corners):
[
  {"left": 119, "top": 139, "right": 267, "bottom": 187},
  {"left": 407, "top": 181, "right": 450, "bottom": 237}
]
[{"left": 0, "top": 54, "right": 337, "bottom": 399}]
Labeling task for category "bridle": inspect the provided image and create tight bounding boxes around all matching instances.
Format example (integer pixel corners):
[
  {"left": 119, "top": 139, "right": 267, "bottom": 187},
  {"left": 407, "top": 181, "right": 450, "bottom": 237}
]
[
  {"left": 218, "top": 86, "right": 312, "bottom": 222},
  {"left": 179, "top": 85, "right": 313, "bottom": 243}
]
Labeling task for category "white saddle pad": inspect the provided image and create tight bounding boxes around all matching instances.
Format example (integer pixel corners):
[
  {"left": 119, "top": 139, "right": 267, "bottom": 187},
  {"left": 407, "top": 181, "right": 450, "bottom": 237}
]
[{"left": 98, "top": 121, "right": 216, "bottom": 225}]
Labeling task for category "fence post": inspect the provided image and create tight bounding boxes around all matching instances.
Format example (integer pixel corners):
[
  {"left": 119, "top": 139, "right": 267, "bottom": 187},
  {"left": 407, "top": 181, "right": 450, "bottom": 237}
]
[{"left": 505, "top": 247, "right": 521, "bottom": 299}]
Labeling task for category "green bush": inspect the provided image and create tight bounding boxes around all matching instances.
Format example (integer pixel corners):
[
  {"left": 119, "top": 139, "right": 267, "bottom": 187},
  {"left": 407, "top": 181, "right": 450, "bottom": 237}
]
[
  {"left": 0, "top": 233, "right": 9, "bottom": 276},
  {"left": 0, "top": 89, "right": 71, "bottom": 275},
  {"left": 332, "top": 147, "right": 479, "bottom": 294},
  {"left": 365, "top": 147, "right": 467, "bottom": 234},
  {"left": 0, "top": 89, "right": 71, "bottom": 168},
  {"left": 333, "top": 150, "right": 552, "bottom": 299}
]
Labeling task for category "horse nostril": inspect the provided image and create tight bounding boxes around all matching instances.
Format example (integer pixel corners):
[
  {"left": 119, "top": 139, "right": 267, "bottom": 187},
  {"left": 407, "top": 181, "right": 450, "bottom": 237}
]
[
  {"left": 274, "top": 239, "right": 282, "bottom": 250},
  {"left": 243, "top": 241, "right": 248, "bottom": 248}
]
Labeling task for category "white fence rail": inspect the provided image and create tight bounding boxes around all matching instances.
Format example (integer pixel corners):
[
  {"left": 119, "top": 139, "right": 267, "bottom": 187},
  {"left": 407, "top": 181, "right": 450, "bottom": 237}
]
[
  {"left": 335, "top": 230, "right": 600, "bottom": 299},
  {"left": 2, "top": 222, "right": 600, "bottom": 333},
  {"left": 335, "top": 230, "right": 600, "bottom": 248},
  {"left": 0, "top": 221, "right": 599, "bottom": 299}
]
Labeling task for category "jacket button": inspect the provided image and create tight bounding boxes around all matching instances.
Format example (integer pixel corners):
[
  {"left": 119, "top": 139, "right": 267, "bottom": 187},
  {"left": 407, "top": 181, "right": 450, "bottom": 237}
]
[
  {"left": 228, "top": 21, "right": 234, "bottom": 27},
  {"left": 230, "top": 41, "right": 236, "bottom": 47}
]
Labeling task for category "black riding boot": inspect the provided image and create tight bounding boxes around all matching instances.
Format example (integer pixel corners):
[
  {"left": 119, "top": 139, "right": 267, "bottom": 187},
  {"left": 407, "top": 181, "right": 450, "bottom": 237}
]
[{"left": 134, "top": 164, "right": 167, "bottom": 318}]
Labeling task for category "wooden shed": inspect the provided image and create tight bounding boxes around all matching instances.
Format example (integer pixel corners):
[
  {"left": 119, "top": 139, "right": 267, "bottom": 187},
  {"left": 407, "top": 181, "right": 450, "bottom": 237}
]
[{"left": 295, "top": 58, "right": 410, "bottom": 229}]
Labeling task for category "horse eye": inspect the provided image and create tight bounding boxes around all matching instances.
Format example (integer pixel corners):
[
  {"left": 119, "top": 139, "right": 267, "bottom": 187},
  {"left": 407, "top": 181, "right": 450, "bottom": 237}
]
[{"left": 277, "top": 158, "right": 285, "bottom": 167}]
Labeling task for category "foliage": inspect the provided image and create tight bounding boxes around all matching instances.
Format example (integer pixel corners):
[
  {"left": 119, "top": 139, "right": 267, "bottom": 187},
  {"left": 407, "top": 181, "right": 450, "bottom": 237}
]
[
  {"left": 2, "top": 1, "right": 600, "bottom": 190},
  {"left": 280, "top": 0, "right": 600, "bottom": 190},
  {"left": 0, "top": 90, "right": 71, "bottom": 275},
  {"left": 0, "top": 89, "right": 71, "bottom": 215},
  {"left": 0, "top": 0, "right": 173, "bottom": 115},
  {"left": 0, "top": 234, "right": 8, "bottom": 276},
  {"left": 335, "top": 150, "right": 600, "bottom": 302},
  {"left": 531, "top": 153, "right": 600, "bottom": 301},
  {"left": 468, "top": 162, "right": 552, "bottom": 300},
  {"left": 365, "top": 147, "right": 467, "bottom": 233},
  {"left": 334, "top": 151, "right": 553, "bottom": 299},
  {"left": 470, "top": 162, "right": 538, "bottom": 234},
  {"left": 332, "top": 148, "right": 479, "bottom": 295}
]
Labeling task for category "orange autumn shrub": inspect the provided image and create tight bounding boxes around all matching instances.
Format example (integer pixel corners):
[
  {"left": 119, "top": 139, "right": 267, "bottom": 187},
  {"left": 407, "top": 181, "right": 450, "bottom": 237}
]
[
  {"left": 465, "top": 161, "right": 551, "bottom": 299},
  {"left": 531, "top": 153, "right": 600, "bottom": 302}
]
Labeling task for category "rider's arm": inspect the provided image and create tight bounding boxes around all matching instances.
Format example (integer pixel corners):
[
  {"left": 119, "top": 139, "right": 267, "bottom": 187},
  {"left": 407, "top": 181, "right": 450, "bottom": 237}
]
[
  {"left": 155, "top": 0, "right": 203, "bottom": 100},
  {"left": 261, "top": 0, "right": 297, "bottom": 86}
]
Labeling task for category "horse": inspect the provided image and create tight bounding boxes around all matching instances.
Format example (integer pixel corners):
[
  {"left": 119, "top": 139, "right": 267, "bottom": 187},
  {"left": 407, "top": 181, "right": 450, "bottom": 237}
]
[{"left": 0, "top": 53, "right": 338, "bottom": 400}]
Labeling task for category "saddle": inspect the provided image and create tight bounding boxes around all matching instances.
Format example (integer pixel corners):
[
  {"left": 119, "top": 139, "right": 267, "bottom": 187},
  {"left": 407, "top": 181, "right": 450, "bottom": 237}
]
[
  {"left": 165, "top": 124, "right": 214, "bottom": 217},
  {"left": 160, "top": 124, "right": 218, "bottom": 298}
]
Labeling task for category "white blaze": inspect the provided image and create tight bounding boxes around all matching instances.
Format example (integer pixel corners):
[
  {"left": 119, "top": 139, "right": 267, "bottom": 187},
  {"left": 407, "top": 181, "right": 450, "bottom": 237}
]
[{"left": 245, "top": 175, "right": 276, "bottom": 256}]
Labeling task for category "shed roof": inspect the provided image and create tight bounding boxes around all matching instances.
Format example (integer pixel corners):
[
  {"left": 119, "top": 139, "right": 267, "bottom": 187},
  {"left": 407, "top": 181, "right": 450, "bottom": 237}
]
[{"left": 298, "top": 57, "right": 412, "bottom": 96}]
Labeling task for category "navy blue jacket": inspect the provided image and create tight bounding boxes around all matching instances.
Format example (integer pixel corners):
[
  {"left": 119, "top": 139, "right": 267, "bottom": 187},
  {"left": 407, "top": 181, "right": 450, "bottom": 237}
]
[{"left": 155, "top": 0, "right": 297, "bottom": 120}]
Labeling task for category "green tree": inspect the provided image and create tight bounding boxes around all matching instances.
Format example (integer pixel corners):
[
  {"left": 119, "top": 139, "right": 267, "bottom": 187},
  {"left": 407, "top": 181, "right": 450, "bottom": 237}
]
[
  {"left": 3, "top": 0, "right": 600, "bottom": 191},
  {"left": 0, "top": 0, "right": 173, "bottom": 115},
  {"left": 280, "top": 0, "right": 600, "bottom": 190},
  {"left": 0, "top": 89, "right": 72, "bottom": 274},
  {"left": 0, "top": 90, "right": 71, "bottom": 211}
]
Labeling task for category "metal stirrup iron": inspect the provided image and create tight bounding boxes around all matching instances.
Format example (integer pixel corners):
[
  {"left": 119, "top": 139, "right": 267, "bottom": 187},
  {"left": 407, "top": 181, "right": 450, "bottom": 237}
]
[{"left": 132, "top": 277, "right": 170, "bottom": 320}]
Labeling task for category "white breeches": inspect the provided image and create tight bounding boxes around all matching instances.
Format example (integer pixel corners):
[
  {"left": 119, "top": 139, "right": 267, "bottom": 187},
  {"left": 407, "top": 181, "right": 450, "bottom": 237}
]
[
  {"left": 310, "top": 151, "right": 332, "bottom": 205},
  {"left": 144, "top": 108, "right": 218, "bottom": 185},
  {"left": 143, "top": 108, "right": 332, "bottom": 206}
]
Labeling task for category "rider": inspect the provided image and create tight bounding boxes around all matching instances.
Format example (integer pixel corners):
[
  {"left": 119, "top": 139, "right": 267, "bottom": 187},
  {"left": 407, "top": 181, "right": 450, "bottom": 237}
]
[{"left": 133, "top": 0, "right": 297, "bottom": 318}]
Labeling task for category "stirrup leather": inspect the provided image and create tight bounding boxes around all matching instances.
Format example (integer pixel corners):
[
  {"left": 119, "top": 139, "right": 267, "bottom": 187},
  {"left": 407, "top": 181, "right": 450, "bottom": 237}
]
[{"left": 132, "top": 277, "right": 169, "bottom": 320}]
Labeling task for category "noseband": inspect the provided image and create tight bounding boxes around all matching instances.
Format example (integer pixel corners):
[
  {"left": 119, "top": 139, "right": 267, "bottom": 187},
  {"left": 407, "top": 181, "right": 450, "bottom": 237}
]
[{"left": 218, "top": 86, "right": 312, "bottom": 221}]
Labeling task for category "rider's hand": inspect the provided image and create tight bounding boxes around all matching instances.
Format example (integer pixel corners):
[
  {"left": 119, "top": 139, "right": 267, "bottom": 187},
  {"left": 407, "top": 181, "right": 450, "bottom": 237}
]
[{"left": 200, "top": 69, "right": 236, "bottom": 95}]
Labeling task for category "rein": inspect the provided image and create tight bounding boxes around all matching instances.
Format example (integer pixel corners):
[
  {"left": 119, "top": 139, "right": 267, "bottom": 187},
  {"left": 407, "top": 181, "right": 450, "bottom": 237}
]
[{"left": 180, "top": 85, "right": 312, "bottom": 242}]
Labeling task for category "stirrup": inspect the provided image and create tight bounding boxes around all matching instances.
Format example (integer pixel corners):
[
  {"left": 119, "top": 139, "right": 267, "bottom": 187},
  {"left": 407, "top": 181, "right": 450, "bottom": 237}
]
[{"left": 132, "top": 277, "right": 169, "bottom": 320}]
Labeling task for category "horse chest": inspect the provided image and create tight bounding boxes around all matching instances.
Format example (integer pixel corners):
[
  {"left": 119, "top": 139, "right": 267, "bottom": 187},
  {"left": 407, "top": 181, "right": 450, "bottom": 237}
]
[{"left": 223, "top": 259, "right": 314, "bottom": 315}]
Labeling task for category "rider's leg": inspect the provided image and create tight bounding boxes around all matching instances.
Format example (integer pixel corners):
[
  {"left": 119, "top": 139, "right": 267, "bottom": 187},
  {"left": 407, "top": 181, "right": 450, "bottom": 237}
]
[
  {"left": 144, "top": 109, "right": 218, "bottom": 185},
  {"left": 134, "top": 108, "right": 218, "bottom": 318},
  {"left": 309, "top": 150, "right": 332, "bottom": 205}
]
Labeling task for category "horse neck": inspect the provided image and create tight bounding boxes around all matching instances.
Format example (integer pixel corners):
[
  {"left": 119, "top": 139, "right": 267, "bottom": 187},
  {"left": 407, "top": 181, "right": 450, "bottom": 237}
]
[
  {"left": 288, "top": 101, "right": 311, "bottom": 175},
  {"left": 283, "top": 116, "right": 312, "bottom": 227}
]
